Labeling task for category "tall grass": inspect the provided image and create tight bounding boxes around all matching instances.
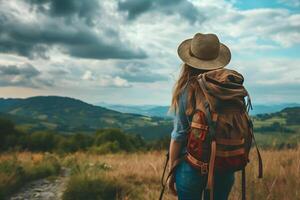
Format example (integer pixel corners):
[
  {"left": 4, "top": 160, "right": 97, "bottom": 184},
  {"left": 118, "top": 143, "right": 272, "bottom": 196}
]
[
  {"left": 0, "top": 152, "right": 61, "bottom": 200},
  {"left": 61, "top": 148, "right": 300, "bottom": 200},
  {"left": 63, "top": 174, "right": 128, "bottom": 200},
  {"left": 1, "top": 148, "right": 299, "bottom": 199}
]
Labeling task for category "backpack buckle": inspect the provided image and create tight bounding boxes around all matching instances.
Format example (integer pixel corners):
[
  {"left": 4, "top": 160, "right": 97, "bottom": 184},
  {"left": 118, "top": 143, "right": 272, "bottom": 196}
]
[
  {"left": 201, "top": 163, "right": 208, "bottom": 174},
  {"left": 200, "top": 131, "right": 206, "bottom": 141}
]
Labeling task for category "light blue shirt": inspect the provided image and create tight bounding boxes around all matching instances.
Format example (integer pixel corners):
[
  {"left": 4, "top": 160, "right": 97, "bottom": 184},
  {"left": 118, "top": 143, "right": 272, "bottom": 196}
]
[{"left": 170, "top": 84, "right": 193, "bottom": 155}]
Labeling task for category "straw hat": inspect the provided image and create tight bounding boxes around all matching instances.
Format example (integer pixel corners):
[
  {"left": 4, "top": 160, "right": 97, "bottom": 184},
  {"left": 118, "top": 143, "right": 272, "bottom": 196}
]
[{"left": 177, "top": 33, "right": 231, "bottom": 70}]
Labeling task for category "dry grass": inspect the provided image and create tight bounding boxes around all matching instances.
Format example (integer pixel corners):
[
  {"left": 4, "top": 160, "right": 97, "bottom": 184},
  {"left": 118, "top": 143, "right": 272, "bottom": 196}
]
[
  {"left": 1, "top": 148, "right": 299, "bottom": 199},
  {"left": 62, "top": 148, "right": 300, "bottom": 200},
  {"left": 0, "top": 152, "right": 61, "bottom": 199},
  {"left": 230, "top": 148, "right": 300, "bottom": 200},
  {"left": 62, "top": 151, "right": 168, "bottom": 200}
]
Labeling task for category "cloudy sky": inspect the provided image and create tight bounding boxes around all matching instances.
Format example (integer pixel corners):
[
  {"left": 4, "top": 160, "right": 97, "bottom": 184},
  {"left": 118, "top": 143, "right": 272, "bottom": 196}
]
[{"left": 0, "top": 0, "right": 299, "bottom": 105}]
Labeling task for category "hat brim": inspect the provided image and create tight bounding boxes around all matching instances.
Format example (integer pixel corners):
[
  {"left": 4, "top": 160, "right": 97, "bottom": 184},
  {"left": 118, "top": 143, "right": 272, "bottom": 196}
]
[{"left": 177, "top": 39, "right": 231, "bottom": 70}]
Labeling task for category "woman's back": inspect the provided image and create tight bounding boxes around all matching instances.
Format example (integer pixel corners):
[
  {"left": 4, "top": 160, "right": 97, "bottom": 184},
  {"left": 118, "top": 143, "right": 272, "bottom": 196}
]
[{"left": 167, "top": 33, "right": 235, "bottom": 200}]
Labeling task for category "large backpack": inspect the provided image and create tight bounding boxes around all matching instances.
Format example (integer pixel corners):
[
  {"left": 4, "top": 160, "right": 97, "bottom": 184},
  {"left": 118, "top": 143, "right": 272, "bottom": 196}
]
[{"left": 159, "top": 68, "right": 263, "bottom": 200}]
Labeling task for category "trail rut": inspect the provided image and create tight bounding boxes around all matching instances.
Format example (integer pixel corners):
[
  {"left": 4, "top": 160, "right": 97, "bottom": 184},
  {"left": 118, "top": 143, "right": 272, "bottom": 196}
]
[{"left": 9, "top": 168, "right": 70, "bottom": 200}]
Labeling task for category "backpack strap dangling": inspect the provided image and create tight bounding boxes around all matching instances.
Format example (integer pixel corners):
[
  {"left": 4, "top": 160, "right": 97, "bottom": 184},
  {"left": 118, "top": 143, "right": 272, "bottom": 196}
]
[
  {"left": 159, "top": 152, "right": 169, "bottom": 200},
  {"left": 242, "top": 167, "right": 246, "bottom": 200},
  {"left": 250, "top": 120, "right": 263, "bottom": 179},
  {"left": 245, "top": 113, "right": 263, "bottom": 179},
  {"left": 159, "top": 153, "right": 185, "bottom": 200},
  {"left": 207, "top": 140, "right": 216, "bottom": 200},
  {"left": 204, "top": 103, "right": 218, "bottom": 200},
  {"left": 197, "top": 77, "right": 219, "bottom": 200}
]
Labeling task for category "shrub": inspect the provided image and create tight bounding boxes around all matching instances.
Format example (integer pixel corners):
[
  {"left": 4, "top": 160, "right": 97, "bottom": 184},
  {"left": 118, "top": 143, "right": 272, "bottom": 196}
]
[
  {"left": 0, "top": 118, "right": 20, "bottom": 151},
  {"left": 89, "top": 141, "right": 121, "bottom": 154},
  {"left": 56, "top": 137, "right": 78, "bottom": 153},
  {"left": 254, "top": 122, "right": 294, "bottom": 133},
  {"left": 27, "top": 131, "right": 56, "bottom": 151},
  {"left": 0, "top": 158, "right": 25, "bottom": 199},
  {"left": 24, "top": 153, "right": 61, "bottom": 180},
  {"left": 95, "top": 129, "right": 134, "bottom": 152}
]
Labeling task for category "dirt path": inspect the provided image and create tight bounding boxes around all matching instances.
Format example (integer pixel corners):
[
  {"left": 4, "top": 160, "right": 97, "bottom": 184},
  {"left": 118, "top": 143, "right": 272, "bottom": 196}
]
[{"left": 9, "top": 168, "right": 70, "bottom": 200}]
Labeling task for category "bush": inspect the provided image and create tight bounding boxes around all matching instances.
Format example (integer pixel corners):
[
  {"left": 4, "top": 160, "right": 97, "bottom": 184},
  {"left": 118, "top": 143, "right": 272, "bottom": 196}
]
[
  {"left": 0, "top": 118, "right": 19, "bottom": 151},
  {"left": 95, "top": 129, "right": 134, "bottom": 152},
  {"left": 24, "top": 153, "right": 61, "bottom": 180},
  {"left": 254, "top": 122, "right": 294, "bottom": 133},
  {"left": 27, "top": 131, "right": 56, "bottom": 151},
  {"left": 89, "top": 141, "right": 121, "bottom": 154},
  {"left": 63, "top": 175, "right": 128, "bottom": 200},
  {"left": 56, "top": 137, "right": 79, "bottom": 153},
  {"left": 0, "top": 158, "right": 25, "bottom": 199}
]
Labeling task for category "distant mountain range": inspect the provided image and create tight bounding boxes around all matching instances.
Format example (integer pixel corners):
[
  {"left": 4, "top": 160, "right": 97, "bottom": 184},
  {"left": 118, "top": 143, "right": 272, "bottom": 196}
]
[
  {"left": 97, "top": 102, "right": 172, "bottom": 118},
  {"left": 1, "top": 96, "right": 299, "bottom": 140},
  {"left": 250, "top": 103, "right": 300, "bottom": 115},
  {"left": 0, "top": 96, "right": 172, "bottom": 139},
  {"left": 96, "top": 102, "right": 300, "bottom": 117}
]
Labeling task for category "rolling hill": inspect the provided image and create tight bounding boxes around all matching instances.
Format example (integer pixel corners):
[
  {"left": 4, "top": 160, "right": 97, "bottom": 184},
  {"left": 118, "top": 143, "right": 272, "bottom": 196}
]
[
  {"left": 1, "top": 96, "right": 299, "bottom": 143},
  {"left": 0, "top": 96, "right": 173, "bottom": 139},
  {"left": 252, "top": 107, "right": 300, "bottom": 148}
]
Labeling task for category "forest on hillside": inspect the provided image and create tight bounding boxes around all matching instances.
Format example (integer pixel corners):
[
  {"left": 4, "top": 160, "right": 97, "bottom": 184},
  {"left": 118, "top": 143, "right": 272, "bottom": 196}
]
[{"left": 0, "top": 117, "right": 170, "bottom": 154}]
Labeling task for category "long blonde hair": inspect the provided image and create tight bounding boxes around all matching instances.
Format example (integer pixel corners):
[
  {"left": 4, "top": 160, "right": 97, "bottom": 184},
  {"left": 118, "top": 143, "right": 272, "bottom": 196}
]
[{"left": 169, "top": 63, "right": 206, "bottom": 116}]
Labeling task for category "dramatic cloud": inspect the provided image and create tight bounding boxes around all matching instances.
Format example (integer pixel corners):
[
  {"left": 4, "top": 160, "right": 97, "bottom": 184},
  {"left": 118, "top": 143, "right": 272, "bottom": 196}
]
[
  {"left": 79, "top": 61, "right": 168, "bottom": 85},
  {"left": 99, "top": 75, "right": 132, "bottom": 88},
  {"left": 199, "top": 6, "right": 300, "bottom": 49},
  {"left": 0, "top": 63, "right": 39, "bottom": 77},
  {"left": 47, "top": 68, "right": 69, "bottom": 77},
  {"left": 118, "top": 0, "right": 205, "bottom": 23},
  {"left": 116, "top": 61, "right": 169, "bottom": 83},
  {"left": 0, "top": 63, "right": 53, "bottom": 88},
  {"left": 0, "top": 0, "right": 299, "bottom": 104},
  {"left": 27, "top": 0, "right": 100, "bottom": 25},
  {"left": 231, "top": 58, "right": 300, "bottom": 103},
  {"left": 0, "top": 1, "right": 146, "bottom": 60}
]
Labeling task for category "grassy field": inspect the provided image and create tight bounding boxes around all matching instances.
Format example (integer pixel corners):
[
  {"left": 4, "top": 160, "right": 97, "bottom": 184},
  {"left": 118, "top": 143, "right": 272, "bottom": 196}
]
[{"left": 1, "top": 148, "right": 299, "bottom": 200}]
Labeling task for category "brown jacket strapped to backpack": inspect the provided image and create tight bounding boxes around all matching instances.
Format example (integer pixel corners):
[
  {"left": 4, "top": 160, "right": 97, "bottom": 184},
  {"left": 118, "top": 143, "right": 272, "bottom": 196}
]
[{"left": 159, "top": 69, "right": 263, "bottom": 200}]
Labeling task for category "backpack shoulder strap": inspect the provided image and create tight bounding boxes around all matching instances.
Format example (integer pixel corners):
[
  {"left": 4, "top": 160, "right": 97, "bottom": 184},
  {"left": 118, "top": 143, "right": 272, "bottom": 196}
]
[
  {"left": 247, "top": 114, "right": 263, "bottom": 178},
  {"left": 158, "top": 154, "right": 184, "bottom": 200},
  {"left": 197, "top": 75, "right": 218, "bottom": 200},
  {"left": 197, "top": 75, "right": 218, "bottom": 139}
]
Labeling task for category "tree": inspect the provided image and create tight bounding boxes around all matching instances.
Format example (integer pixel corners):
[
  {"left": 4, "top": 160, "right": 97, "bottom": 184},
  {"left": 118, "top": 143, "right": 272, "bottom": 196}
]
[
  {"left": 0, "top": 118, "right": 16, "bottom": 150},
  {"left": 95, "top": 129, "right": 134, "bottom": 152},
  {"left": 27, "top": 131, "right": 56, "bottom": 151}
]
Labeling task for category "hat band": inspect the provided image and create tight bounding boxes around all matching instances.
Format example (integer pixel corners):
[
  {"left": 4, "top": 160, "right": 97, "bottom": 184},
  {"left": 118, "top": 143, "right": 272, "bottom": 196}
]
[{"left": 189, "top": 47, "right": 219, "bottom": 61}]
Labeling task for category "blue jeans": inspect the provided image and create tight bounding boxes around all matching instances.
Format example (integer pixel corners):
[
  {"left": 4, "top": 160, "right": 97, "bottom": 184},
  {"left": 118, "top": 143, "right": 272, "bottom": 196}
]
[{"left": 175, "top": 160, "right": 235, "bottom": 200}]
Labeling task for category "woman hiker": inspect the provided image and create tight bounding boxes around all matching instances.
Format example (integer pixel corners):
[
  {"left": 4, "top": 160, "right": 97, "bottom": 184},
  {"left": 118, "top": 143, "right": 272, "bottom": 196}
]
[{"left": 168, "top": 33, "right": 235, "bottom": 200}]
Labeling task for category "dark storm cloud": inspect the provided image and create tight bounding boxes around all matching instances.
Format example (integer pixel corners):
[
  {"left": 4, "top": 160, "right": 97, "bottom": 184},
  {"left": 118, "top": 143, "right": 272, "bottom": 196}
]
[
  {"left": 118, "top": 0, "right": 153, "bottom": 19},
  {"left": 27, "top": 0, "right": 100, "bottom": 26},
  {"left": 118, "top": 0, "right": 204, "bottom": 23},
  {"left": 116, "top": 61, "right": 169, "bottom": 83},
  {"left": 0, "top": 63, "right": 40, "bottom": 77},
  {"left": 0, "top": 63, "right": 53, "bottom": 88},
  {"left": 0, "top": 1, "right": 147, "bottom": 60}
]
